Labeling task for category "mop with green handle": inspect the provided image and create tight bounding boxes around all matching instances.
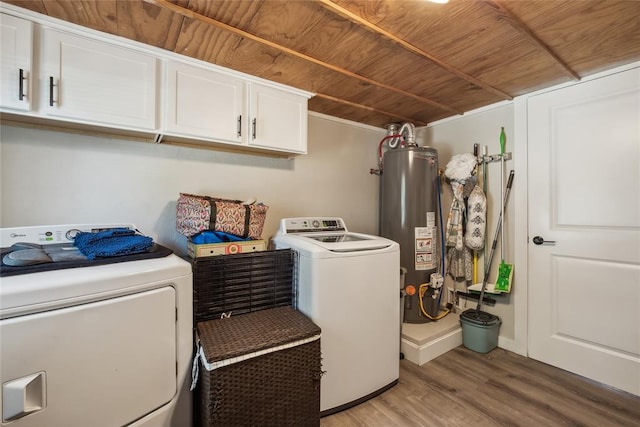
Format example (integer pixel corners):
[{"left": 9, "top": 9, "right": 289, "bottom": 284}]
[{"left": 495, "top": 127, "right": 514, "bottom": 292}]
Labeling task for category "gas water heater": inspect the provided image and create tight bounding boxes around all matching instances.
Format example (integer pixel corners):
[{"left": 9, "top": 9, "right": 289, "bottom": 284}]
[{"left": 378, "top": 128, "right": 440, "bottom": 323}]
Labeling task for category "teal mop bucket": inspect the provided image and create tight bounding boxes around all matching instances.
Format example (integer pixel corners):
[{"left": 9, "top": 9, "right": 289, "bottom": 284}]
[{"left": 460, "top": 309, "right": 501, "bottom": 353}]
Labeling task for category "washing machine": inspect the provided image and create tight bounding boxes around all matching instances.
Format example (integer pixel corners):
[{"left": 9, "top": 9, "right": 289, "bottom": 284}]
[
  {"left": 0, "top": 224, "right": 193, "bottom": 427},
  {"left": 272, "top": 217, "right": 400, "bottom": 415}
]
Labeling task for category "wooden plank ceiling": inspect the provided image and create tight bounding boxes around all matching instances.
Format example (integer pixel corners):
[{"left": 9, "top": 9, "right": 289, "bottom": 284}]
[{"left": 5, "top": 0, "right": 640, "bottom": 128}]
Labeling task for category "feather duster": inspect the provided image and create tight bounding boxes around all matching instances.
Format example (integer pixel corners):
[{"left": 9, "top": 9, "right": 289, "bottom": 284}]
[{"left": 444, "top": 153, "right": 477, "bottom": 183}]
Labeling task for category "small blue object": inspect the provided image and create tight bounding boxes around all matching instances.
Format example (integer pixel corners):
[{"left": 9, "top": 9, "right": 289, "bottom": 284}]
[
  {"left": 190, "top": 231, "right": 247, "bottom": 244},
  {"left": 74, "top": 228, "right": 153, "bottom": 260}
]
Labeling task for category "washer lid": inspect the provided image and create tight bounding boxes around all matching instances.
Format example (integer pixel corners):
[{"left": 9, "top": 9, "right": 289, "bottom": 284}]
[
  {"left": 302, "top": 232, "right": 391, "bottom": 252},
  {"left": 274, "top": 217, "right": 398, "bottom": 255},
  {"left": 273, "top": 232, "right": 396, "bottom": 255}
]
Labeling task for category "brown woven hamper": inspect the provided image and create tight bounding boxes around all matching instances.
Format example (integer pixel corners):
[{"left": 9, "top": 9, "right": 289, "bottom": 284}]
[{"left": 195, "top": 306, "right": 322, "bottom": 427}]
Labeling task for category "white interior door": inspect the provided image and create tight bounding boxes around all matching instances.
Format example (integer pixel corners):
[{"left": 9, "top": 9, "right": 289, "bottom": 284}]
[{"left": 527, "top": 67, "right": 640, "bottom": 396}]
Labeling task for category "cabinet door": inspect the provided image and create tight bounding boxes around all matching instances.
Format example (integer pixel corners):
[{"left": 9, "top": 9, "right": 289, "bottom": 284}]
[
  {"left": 41, "top": 28, "right": 157, "bottom": 130},
  {"left": 249, "top": 83, "right": 307, "bottom": 154},
  {"left": 0, "top": 14, "right": 32, "bottom": 111},
  {"left": 164, "top": 62, "right": 245, "bottom": 144}
]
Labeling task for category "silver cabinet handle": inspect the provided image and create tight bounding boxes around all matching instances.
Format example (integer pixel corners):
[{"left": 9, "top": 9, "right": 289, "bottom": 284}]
[
  {"left": 533, "top": 236, "right": 556, "bottom": 245},
  {"left": 18, "top": 69, "right": 26, "bottom": 101},
  {"left": 252, "top": 118, "right": 257, "bottom": 140},
  {"left": 48, "top": 76, "right": 56, "bottom": 106},
  {"left": 237, "top": 115, "right": 242, "bottom": 137}
]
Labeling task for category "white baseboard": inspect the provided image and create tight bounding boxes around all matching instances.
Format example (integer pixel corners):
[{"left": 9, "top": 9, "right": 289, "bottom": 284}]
[
  {"left": 401, "top": 327, "right": 462, "bottom": 366},
  {"left": 498, "top": 336, "right": 524, "bottom": 355}
]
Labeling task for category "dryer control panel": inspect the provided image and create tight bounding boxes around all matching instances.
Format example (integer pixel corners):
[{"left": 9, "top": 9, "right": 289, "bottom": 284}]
[
  {"left": 278, "top": 217, "right": 346, "bottom": 234},
  {"left": 0, "top": 223, "right": 136, "bottom": 247}
]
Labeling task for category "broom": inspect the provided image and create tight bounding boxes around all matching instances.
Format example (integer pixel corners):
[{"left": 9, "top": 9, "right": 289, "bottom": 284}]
[{"left": 495, "top": 127, "right": 514, "bottom": 292}]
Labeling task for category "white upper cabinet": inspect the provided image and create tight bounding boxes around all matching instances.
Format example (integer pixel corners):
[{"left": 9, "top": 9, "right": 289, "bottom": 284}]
[
  {"left": 0, "top": 14, "right": 33, "bottom": 111},
  {"left": 248, "top": 83, "right": 308, "bottom": 154},
  {"left": 1, "top": 4, "right": 311, "bottom": 156},
  {"left": 164, "top": 62, "right": 308, "bottom": 154},
  {"left": 41, "top": 28, "right": 157, "bottom": 130},
  {"left": 164, "top": 61, "right": 245, "bottom": 144}
]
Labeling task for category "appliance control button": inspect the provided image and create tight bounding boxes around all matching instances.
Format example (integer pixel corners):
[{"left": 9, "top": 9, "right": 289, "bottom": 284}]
[{"left": 65, "top": 229, "right": 82, "bottom": 240}]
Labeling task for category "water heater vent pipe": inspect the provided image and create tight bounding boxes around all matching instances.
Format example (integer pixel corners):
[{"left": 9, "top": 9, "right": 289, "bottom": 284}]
[{"left": 399, "top": 122, "right": 417, "bottom": 147}]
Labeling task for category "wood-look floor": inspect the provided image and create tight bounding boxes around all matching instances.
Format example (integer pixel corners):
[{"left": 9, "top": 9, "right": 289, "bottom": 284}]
[{"left": 320, "top": 346, "right": 640, "bottom": 427}]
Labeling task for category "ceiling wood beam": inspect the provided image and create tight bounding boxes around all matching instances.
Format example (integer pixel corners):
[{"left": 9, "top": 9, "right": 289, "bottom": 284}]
[
  {"left": 314, "top": 93, "right": 429, "bottom": 126},
  {"left": 318, "top": 0, "right": 513, "bottom": 101},
  {"left": 483, "top": 0, "right": 580, "bottom": 81},
  {"left": 143, "top": 0, "right": 462, "bottom": 116}
]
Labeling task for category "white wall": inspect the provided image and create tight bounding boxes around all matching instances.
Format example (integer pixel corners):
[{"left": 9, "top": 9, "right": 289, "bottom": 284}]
[
  {"left": 418, "top": 103, "right": 517, "bottom": 341},
  {"left": 0, "top": 105, "right": 518, "bottom": 342},
  {"left": 0, "top": 114, "right": 384, "bottom": 255}
]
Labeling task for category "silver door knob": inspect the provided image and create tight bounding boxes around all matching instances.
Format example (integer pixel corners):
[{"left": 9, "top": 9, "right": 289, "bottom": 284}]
[{"left": 533, "top": 236, "right": 556, "bottom": 245}]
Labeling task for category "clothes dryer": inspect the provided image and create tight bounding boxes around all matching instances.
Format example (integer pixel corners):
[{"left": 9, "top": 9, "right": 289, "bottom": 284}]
[{"left": 0, "top": 224, "right": 192, "bottom": 426}]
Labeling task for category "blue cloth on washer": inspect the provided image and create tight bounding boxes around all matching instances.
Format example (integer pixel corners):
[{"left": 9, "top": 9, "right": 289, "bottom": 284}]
[
  {"left": 74, "top": 228, "right": 154, "bottom": 260},
  {"left": 190, "top": 231, "right": 247, "bottom": 244}
]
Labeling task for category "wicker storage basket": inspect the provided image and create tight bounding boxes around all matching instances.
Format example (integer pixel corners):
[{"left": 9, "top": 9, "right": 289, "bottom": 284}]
[
  {"left": 195, "top": 306, "right": 321, "bottom": 427},
  {"left": 191, "top": 249, "right": 295, "bottom": 324}
]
